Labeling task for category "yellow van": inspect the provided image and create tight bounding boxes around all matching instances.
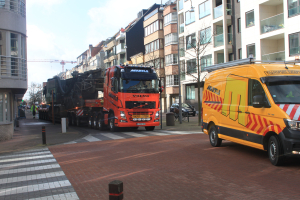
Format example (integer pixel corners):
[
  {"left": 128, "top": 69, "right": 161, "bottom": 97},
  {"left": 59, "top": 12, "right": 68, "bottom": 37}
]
[{"left": 202, "top": 58, "right": 300, "bottom": 166}]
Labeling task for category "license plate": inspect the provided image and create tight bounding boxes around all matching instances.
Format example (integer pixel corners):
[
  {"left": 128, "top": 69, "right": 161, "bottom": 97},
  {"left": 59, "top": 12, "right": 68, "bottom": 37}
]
[
  {"left": 132, "top": 115, "right": 150, "bottom": 118},
  {"left": 137, "top": 123, "right": 145, "bottom": 125}
]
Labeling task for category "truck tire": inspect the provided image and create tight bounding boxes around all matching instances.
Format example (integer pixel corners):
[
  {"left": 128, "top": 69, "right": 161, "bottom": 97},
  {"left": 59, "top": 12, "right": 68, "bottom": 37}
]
[
  {"left": 88, "top": 116, "right": 93, "bottom": 128},
  {"left": 209, "top": 125, "right": 222, "bottom": 147},
  {"left": 145, "top": 126, "right": 155, "bottom": 131},
  {"left": 71, "top": 115, "right": 76, "bottom": 126},
  {"left": 96, "top": 114, "right": 105, "bottom": 130},
  {"left": 76, "top": 117, "right": 80, "bottom": 127},
  {"left": 109, "top": 113, "right": 117, "bottom": 132},
  {"left": 268, "top": 135, "right": 285, "bottom": 166}
]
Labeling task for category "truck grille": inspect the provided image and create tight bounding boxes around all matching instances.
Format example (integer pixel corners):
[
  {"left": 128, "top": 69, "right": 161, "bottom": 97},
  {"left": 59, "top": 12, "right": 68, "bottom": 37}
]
[{"left": 125, "top": 101, "right": 156, "bottom": 109}]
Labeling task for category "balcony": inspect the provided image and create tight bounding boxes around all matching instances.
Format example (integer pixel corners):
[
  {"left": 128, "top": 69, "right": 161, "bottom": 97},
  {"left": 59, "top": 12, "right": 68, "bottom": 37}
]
[
  {"left": 261, "top": 13, "right": 284, "bottom": 34},
  {"left": 214, "top": 4, "right": 223, "bottom": 19},
  {"left": 288, "top": 6, "right": 300, "bottom": 17},
  {"left": 0, "top": 56, "right": 27, "bottom": 80},
  {"left": 104, "top": 52, "right": 115, "bottom": 60},
  {"left": 214, "top": 33, "right": 224, "bottom": 47},
  {"left": 117, "top": 58, "right": 126, "bottom": 65},
  {"left": 116, "top": 43, "right": 126, "bottom": 54},
  {"left": 261, "top": 51, "right": 285, "bottom": 61}
]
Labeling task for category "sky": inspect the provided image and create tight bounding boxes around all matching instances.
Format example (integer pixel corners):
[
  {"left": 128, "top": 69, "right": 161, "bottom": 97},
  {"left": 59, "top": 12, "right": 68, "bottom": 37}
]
[{"left": 25, "top": 0, "right": 169, "bottom": 99}]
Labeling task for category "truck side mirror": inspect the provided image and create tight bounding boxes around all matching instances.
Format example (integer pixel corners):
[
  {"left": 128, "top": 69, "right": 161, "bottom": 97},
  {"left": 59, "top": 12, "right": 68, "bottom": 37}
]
[{"left": 253, "top": 95, "right": 264, "bottom": 108}]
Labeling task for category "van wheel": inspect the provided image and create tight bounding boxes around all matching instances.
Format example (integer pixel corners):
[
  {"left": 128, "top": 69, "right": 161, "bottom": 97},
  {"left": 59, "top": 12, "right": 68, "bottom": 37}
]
[
  {"left": 209, "top": 126, "right": 222, "bottom": 147},
  {"left": 268, "top": 135, "right": 285, "bottom": 166},
  {"left": 109, "top": 113, "right": 117, "bottom": 132}
]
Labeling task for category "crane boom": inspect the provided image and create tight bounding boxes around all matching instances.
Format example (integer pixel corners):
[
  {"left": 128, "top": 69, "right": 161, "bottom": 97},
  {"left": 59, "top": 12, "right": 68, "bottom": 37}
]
[{"left": 27, "top": 59, "right": 77, "bottom": 72}]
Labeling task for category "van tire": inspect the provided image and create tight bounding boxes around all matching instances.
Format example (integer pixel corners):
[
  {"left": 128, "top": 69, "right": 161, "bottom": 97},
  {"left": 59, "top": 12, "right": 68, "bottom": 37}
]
[
  {"left": 268, "top": 135, "right": 285, "bottom": 166},
  {"left": 209, "top": 126, "right": 222, "bottom": 147}
]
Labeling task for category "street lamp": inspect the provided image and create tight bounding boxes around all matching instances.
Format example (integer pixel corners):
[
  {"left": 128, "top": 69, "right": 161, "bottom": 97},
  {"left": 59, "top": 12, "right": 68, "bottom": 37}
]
[{"left": 174, "top": 0, "right": 194, "bottom": 124}]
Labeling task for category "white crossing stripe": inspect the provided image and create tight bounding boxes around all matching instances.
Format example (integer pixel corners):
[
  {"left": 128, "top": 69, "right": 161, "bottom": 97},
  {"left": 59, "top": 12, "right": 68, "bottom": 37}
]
[
  {"left": 0, "top": 154, "right": 54, "bottom": 164},
  {"left": 0, "top": 150, "right": 51, "bottom": 159},
  {"left": 123, "top": 132, "right": 147, "bottom": 138},
  {"left": 0, "top": 171, "right": 65, "bottom": 185},
  {"left": 83, "top": 135, "right": 101, "bottom": 142},
  {"left": 0, "top": 164, "right": 60, "bottom": 175},
  {"left": 0, "top": 158, "right": 57, "bottom": 169},
  {"left": 102, "top": 133, "right": 125, "bottom": 140},
  {"left": 162, "top": 131, "right": 203, "bottom": 135},
  {"left": 27, "top": 192, "right": 79, "bottom": 200},
  {"left": 0, "top": 180, "right": 72, "bottom": 196},
  {"left": 64, "top": 141, "right": 77, "bottom": 144},
  {"left": 149, "top": 132, "right": 170, "bottom": 136}
]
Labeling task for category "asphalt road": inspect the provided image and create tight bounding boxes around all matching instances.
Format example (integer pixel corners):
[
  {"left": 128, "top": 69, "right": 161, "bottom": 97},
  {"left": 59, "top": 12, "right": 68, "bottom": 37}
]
[{"left": 49, "top": 133, "right": 300, "bottom": 200}]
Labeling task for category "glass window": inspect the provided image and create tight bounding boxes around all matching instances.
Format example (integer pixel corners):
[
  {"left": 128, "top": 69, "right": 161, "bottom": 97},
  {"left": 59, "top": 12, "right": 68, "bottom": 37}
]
[
  {"left": 145, "top": 20, "right": 162, "bottom": 37},
  {"left": 187, "top": 59, "right": 196, "bottom": 73},
  {"left": 166, "top": 75, "right": 179, "bottom": 86},
  {"left": 238, "top": 48, "right": 242, "bottom": 59},
  {"left": 186, "top": 33, "right": 196, "bottom": 49},
  {"left": 11, "top": 33, "right": 18, "bottom": 56},
  {"left": 165, "top": 33, "right": 178, "bottom": 46},
  {"left": 288, "top": 0, "right": 300, "bottom": 17},
  {"left": 0, "top": 93, "right": 11, "bottom": 123},
  {"left": 200, "top": 55, "right": 212, "bottom": 71},
  {"left": 248, "top": 79, "right": 268, "bottom": 106},
  {"left": 185, "top": 11, "right": 195, "bottom": 25},
  {"left": 165, "top": 54, "right": 178, "bottom": 66},
  {"left": 246, "top": 10, "right": 255, "bottom": 28},
  {"left": 179, "top": 0, "right": 183, "bottom": 10},
  {"left": 200, "top": 27, "right": 211, "bottom": 44},
  {"left": 199, "top": 0, "right": 211, "bottom": 19},
  {"left": 247, "top": 44, "right": 255, "bottom": 58},
  {"left": 164, "top": 12, "right": 177, "bottom": 26},
  {"left": 238, "top": 18, "right": 241, "bottom": 33},
  {"left": 289, "top": 32, "right": 300, "bottom": 56},
  {"left": 186, "top": 85, "right": 195, "bottom": 100},
  {"left": 179, "top": 13, "right": 184, "bottom": 34},
  {"left": 180, "top": 60, "right": 186, "bottom": 81}
]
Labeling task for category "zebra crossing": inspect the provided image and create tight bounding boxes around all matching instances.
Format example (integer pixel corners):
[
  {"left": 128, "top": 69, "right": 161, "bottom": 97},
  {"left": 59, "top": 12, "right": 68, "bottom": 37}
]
[
  {"left": 0, "top": 148, "right": 79, "bottom": 200},
  {"left": 65, "top": 130, "right": 203, "bottom": 144}
]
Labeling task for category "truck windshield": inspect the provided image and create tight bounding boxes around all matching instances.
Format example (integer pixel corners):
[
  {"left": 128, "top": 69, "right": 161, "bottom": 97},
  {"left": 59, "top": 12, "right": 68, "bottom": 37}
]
[
  {"left": 266, "top": 81, "right": 300, "bottom": 104},
  {"left": 120, "top": 79, "right": 159, "bottom": 93}
]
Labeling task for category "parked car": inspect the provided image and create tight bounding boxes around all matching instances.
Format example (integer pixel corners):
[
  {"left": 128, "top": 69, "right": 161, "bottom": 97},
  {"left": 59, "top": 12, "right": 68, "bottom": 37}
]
[{"left": 169, "top": 103, "right": 196, "bottom": 116}]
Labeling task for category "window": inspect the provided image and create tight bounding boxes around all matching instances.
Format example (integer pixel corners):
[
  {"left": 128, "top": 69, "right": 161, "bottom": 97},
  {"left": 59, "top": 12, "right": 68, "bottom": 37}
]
[
  {"left": 199, "top": 27, "right": 211, "bottom": 44},
  {"left": 11, "top": 33, "right": 18, "bottom": 56},
  {"left": 145, "top": 39, "right": 163, "bottom": 54},
  {"left": 186, "top": 33, "right": 196, "bottom": 50},
  {"left": 0, "top": 0, "right": 5, "bottom": 8},
  {"left": 289, "top": 32, "right": 300, "bottom": 56},
  {"left": 186, "top": 85, "right": 195, "bottom": 99},
  {"left": 164, "top": 12, "right": 177, "bottom": 26},
  {"left": 0, "top": 31, "right": 2, "bottom": 40},
  {"left": 200, "top": 55, "right": 212, "bottom": 71},
  {"left": 160, "top": 77, "right": 165, "bottom": 87},
  {"left": 166, "top": 75, "right": 179, "bottom": 86},
  {"left": 246, "top": 10, "right": 255, "bottom": 28},
  {"left": 185, "top": 11, "right": 195, "bottom": 25},
  {"left": 186, "top": 59, "right": 196, "bottom": 73},
  {"left": 144, "top": 20, "right": 162, "bottom": 37},
  {"left": 179, "top": 13, "right": 184, "bottom": 34},
  {"left": 21, "top": 36, "right": 26, "bottom": 58},
  {"left": 199, "top": 0, "right": 211, "bottom": 19},
  {"left": 180, "top": 60, "right": 185, "bottom": 80},
  {"left": 247, "top": 44, "right": 255, "bottom": 58},
  {"left": 0, "top": 93, "right": 11, "bottom": 123},
  {"left": 179, "top": 0, "right": 183, "bottom": 10},
  {"left": 165, "top": 54, "right": 178, "bottom": 66},
  {"left": 248, "top": 79, "right": 268, "bottom": 106},
  {"left": 288, "top": 0, "right": 300, "bottom": 17},
  {"left": 238, "top": 48, "right": 242, "bottom": 59},
  {"left": 165, "top": 33, "right": 178, "bottom": 46},
  {"left": 179, "top": 37, "right": 185, "bottom": 57},
  {"left": 238, "top": 18, "right": 241, "bottom": 33}
]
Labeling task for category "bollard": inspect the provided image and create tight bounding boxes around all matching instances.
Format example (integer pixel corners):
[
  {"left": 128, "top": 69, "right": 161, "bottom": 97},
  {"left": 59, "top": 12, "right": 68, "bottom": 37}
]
[
  {"left": 61, "top": 118, "right": 67, "bottom": 133},
  {"left": 109, "top": 180, "right": 123, "bottom": 200},
  {"left": 42, "top": 126, "right": 46, "bottom": 145}
]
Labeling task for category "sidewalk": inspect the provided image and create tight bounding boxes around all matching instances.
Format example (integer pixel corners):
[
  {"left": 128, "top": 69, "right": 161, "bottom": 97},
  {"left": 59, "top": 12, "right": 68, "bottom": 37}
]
[{"left": 0, "top": 111, "right": 202, "bottom": 153}]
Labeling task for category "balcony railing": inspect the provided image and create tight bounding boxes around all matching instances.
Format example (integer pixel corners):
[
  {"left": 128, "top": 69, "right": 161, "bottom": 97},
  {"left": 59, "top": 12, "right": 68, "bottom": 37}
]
[
  {"left": 214, "top": 4, "right": 223, "bottom": 19},
  {"left": 228, "top": 33, "right": 233, "bottom": 45},
  {"left": 214, "top": 33, "right": 224, "bottom": 47},
  {"left": 288, "top": 6, "right": 300, "bottom": 17},
  {"left": 0, "top": 55, "right": 27, "bottom": 80},
  {"left": 179, "top": 24, "right": 184, "bottom": 34},
  {"left": 116, "top": 43, "right": 125, "bottom": 54},
  {"left": 290, "top": 47, "right": 300, "bottom": 56},
  {"left": 261, "top": 13, "right": 284, "bottom": 34},
  {"left": 0, "top": 0, "right": 26, "bottom": 17},
  {"left": 261, "top": 51, "right": 285, "bottom": 61},
  {"left": 104, "top": 52, "right": 115, "bottom": 60}
]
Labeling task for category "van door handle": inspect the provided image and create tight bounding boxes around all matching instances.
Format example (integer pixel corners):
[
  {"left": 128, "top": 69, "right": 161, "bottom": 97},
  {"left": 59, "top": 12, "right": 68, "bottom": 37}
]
[
  {"left": 237, "top": 111, "right": 242, "bottom": 113},
  {"left": 245, "top": 112, "right": 250, "bottom": 114}
]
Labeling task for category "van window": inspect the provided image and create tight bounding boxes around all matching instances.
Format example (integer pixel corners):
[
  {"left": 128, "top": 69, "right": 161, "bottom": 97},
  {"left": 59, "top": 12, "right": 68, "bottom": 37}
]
[
  {"left": 248, "top": 79, "right": 269, "bottom": 106},
  {"left": 266, "top": 80, "right": 300, "bottom": 104}
]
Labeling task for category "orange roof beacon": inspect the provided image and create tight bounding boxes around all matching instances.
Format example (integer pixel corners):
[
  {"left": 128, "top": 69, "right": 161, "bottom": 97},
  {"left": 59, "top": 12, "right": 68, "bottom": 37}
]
[{"left": 202, "top": 58, "right": 300, "bottom": 166}]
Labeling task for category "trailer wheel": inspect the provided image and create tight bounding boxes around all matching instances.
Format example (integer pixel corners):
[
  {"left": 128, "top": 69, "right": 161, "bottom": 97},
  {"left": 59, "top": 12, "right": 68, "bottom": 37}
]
[
  {"left": 71, "top": 115, "right": 76, "bottom": 126},
  {"left": 145, "top": 126, "right": 155, "bottom": 131},
  {"left": 109, "top": 113, "right": 117, "bottom": 132},
  {"left": 76, "top": 117, "right": 80, "bottom": 127},
  {"left": 96, "top": 114, "right": 105, "bottom": 130},
  {"left": 88, "top": 116, "right": 93, "bottom": 128}
]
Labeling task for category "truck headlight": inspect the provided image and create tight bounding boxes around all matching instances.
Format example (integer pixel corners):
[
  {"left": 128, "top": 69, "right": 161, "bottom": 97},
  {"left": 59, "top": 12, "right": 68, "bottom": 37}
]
[
  {"left": 284, "top": 119, "right": 298, "bottom": 130},
  {"left": 155, "top": 111, "right": 159, "bottom": 118},
  {"left": 120, "top": 111, "right": 126, "bottom": 120}
]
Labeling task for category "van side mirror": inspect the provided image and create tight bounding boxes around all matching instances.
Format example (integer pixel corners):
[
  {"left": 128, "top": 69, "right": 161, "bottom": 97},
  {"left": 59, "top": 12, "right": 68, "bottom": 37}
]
[{"left": 253, "top": 95, "right": 264, "bottom": 108}]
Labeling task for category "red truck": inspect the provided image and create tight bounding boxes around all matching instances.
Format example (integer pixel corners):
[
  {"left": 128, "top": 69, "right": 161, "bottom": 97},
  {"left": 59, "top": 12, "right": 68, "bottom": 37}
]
[{"left": 40, "top": 65, "right": 161, "bottom": 131}]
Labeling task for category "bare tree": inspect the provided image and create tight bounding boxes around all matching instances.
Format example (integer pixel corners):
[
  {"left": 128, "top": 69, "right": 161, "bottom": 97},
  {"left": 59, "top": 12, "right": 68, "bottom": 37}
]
[
  {"left": 178, "top": 26, "right": 215, "bottom": 126},
  {"left": 28, "top": 82, "right": 43, "bottom": 105}
]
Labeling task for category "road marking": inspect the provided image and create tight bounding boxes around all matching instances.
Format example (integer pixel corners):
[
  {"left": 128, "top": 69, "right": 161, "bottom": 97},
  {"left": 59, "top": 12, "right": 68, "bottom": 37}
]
[
  {"left": 123, "top": 132, "right": 147, "bottom": 137},
  {"left": 27, "top": 192, "right": 79, "bottom": 200},
  {"left": 82, "top": 135, "right": 101, "bottom": 142},
  {"left": 0, "top": 154, "right": 54, "bottom": 164},
  {"left": 102, "top": 133, "right": 125, "bottom": 140},
  {"left": 0, "top": 158, "right": 57, "bottom": 169},
  {"left": 0, "top": 164, "right": 61, "bottom": 175}
]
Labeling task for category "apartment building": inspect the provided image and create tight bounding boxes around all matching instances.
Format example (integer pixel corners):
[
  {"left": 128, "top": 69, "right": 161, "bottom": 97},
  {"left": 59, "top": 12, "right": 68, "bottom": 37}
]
[
  {"left": 240, "top": 0, "right": 300, "bottom": 61},
  {"left": 175, "top": 0, "right": 240, "bottom": 110},
  {"left": 0, "top": 0, "right": 27, "bottom": 141},
  {"left": 143, "top": 6, "right": 167, "bottom": 112}
]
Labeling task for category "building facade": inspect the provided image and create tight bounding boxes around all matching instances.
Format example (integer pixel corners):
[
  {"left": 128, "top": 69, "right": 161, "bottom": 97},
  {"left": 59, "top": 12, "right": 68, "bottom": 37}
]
[{"left": 0, "top": 0, "right": 27, "bottom": 141}]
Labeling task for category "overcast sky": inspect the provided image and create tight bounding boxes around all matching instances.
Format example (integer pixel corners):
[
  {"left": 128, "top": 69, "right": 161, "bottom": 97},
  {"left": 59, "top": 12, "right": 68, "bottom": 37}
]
[{"left": 25, "top": 0, "right": 168, "bottom": 99}]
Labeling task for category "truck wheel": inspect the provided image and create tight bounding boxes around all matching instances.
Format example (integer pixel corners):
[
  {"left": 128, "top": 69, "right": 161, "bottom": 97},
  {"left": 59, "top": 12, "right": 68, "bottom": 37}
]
[
  {"left": 145, "top": 126, "right": 155, "bottom": 131},
  {"left": 96, "top": 114, "right": 105, "bottom": 130},
  {"left": 76, "top": 117, "right": 80, "bottom": 127},
  {"left": 88, "top": 116, "right": 93, "bottom": 128},
  {"left": 71, "top": 115, "right": 76, "bottom": 126},
  {"left": 268, "top": 135, "right": 285, "bottom": 166},
  {"left": 109, "top": 113, "right": 117, "bottom": 132},
  {"left": 93, "top": 117, "right": 97, "bottom": 129},
  {"left": 209, "top": 126, "right": 222, "bottom": 147}
]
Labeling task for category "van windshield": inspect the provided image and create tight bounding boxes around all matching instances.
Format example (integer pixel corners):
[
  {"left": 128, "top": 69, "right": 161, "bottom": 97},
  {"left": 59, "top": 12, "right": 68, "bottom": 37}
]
[{"left": 266, "top": 81, "right": 300, "bottom": 104}]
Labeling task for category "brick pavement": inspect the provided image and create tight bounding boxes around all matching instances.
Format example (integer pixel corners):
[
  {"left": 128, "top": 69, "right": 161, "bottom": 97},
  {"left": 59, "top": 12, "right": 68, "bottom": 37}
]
[{"left": 49, "top": 134, "right": 300, "bottom": 200}]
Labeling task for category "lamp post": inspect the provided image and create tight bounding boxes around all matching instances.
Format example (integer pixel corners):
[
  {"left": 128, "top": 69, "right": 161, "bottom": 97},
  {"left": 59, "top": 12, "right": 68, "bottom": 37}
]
[{"left": 174, "top": 0, "right": 194, "bottom": 124}]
